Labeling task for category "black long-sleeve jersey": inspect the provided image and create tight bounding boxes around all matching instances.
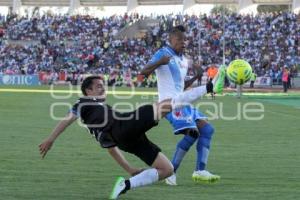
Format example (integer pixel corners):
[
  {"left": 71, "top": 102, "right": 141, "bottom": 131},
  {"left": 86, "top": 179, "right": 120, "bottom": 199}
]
[{"left": 71, "top": 97, "right": 118, "bottom": 148}]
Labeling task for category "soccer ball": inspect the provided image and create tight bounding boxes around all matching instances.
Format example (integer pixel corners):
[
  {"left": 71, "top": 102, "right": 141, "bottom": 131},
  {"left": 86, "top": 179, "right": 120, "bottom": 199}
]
[{"left": 226, "top": 59, "right": 252, "bottom": 85}]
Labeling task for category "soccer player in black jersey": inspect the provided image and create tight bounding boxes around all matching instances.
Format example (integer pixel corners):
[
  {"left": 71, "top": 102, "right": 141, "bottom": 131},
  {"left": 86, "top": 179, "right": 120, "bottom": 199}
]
[{"left": 39, "top": 75, "right": 222, "bottom": 199}]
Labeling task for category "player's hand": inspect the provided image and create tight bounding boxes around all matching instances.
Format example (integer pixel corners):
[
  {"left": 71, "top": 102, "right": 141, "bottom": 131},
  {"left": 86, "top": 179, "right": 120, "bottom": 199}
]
[
  {"left": 158, "top": 56, "right": 171, "bottom": 65},
  {"left": 128, "top": 167, "right": 145, "bottom": 176},
  {"left": 39, "top": 139, "right": 54, "bottom": 159}
]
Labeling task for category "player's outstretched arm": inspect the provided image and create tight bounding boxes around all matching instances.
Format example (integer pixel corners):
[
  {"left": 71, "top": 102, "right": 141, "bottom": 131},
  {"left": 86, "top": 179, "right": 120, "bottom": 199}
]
[
  {"left": 108, "top": 147, "right": 144, "bottom": 176},
  {"left": 39, "top": 113, "right": 77, "bottom": 159},
  {"left": 141, "top": 56, "right": 170, "bottom": 77}
]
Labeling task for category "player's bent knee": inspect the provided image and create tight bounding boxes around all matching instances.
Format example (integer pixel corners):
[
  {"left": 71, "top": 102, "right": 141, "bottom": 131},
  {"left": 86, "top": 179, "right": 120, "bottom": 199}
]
[
  {"left": 165, "top": 165, "right": 174, "bottom": 178},
  {"left": 152, "top": 153, "right": 174, "bottom": 179},
  {"left": 157, "top": 163, "right": 173, "bottom": 179},
  {"left": 160, "top": 164, "right": 173, "bottom": 179}
]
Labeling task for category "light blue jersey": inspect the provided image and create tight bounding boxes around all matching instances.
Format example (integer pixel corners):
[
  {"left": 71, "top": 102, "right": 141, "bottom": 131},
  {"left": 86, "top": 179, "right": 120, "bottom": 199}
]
[
  {"left": 148, "top": 45, "right": 207, "bottom": 133},
  {"left": 149, "top": 45, "right": 188, "bottom": 102}
]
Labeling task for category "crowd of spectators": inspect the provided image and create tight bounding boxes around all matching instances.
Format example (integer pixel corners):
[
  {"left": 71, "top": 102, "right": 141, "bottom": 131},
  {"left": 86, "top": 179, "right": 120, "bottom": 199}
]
[{"left": 0, "top": 12, "right": 299, "bottom": 86}]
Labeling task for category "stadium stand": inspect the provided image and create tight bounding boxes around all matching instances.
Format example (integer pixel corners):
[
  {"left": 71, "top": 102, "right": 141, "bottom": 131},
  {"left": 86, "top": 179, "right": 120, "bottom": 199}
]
[{"left": 0, "top": 1, "right": 299, "bottom": 87}]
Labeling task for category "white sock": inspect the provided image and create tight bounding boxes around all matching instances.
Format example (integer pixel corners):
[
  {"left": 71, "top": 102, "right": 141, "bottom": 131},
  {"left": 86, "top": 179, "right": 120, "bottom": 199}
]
[
  {"left": 172, "top": 86, "right": 207, "bottom": 109},
  {"left": 129, "top": 168, "right": 159, "bottom": 189}
]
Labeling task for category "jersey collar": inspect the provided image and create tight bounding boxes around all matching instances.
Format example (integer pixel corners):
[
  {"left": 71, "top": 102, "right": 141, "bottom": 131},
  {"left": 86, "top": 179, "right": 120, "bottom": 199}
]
[{"left": 165, "top": 45, "right": 183, "bottom": 57}]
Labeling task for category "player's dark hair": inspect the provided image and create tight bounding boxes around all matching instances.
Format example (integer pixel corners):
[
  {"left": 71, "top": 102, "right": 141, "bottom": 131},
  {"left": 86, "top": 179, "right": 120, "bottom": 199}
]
[
  {"left": 169, "top": 25, "right": 186, "bottom": 38},
  {"left": 174, "top": 25, "right": 186, "bottom": 32},
  {"left": 81, "top": 76, "right": 101, "bottom": 96}
]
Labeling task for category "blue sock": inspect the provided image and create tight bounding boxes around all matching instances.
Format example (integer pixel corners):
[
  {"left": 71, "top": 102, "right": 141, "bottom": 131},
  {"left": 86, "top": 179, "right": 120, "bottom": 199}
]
[
  {"left": 196, "top": 124, "right": 214, "bottom": 171},
  {"left": 172, "top": 135, "right": 197, "bottom": 173}
]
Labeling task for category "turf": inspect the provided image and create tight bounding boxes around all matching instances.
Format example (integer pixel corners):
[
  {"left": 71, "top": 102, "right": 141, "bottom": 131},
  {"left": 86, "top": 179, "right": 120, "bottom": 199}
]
[{"left": 0, "top": 87, "right": 299, "bottom": 200}]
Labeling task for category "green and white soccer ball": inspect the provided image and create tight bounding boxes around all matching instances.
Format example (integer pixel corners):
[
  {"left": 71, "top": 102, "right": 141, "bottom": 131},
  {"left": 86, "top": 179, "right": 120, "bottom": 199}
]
[{"left": 226, "top": 59, "right": 252, "bottom": 85}]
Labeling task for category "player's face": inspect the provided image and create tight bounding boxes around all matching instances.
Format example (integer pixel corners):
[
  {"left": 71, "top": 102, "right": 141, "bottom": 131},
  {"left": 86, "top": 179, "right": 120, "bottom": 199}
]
[
  {"left": 87, "top": 79, "right": 106, "bottom": 98},
  {"left": 170, "top": 32, "right": 185, "bottom": 54}
]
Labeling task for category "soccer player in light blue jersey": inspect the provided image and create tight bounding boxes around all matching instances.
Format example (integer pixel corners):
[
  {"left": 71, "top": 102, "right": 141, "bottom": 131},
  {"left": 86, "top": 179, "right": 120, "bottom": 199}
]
[{"left": 142, "top": 25, "right": 221, "bottom": 185}]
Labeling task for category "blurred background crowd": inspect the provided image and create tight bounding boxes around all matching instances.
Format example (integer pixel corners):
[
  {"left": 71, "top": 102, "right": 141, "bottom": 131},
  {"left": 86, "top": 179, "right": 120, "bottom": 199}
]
[{"left": 0, "top": 12, "right": 299, "bottom": 86}]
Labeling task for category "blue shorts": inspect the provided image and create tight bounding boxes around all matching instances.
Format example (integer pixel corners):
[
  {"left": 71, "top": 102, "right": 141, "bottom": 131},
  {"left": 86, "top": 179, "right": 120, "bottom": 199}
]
[{"left": 165, "top": 105, "right": 207, "bottom": 134}]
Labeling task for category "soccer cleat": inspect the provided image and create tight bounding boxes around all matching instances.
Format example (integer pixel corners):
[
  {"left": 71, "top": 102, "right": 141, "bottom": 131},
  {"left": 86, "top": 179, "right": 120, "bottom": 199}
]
[
  {"left": 109, "top": 177, "right": 126, "bottom": 199},
  {"left": 213, "top": 65, "right": 226, "bottom": 94},
  {"left": 192, "top": 170, "right": 220, "bottom": 183},
  {"left": 165, "top": 173, "right": 177, "bottom": 186}
]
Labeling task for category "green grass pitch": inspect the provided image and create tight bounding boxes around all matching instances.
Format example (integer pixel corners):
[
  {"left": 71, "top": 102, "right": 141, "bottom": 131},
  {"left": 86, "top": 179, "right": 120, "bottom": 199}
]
[{"left": 0, "top": 86, "right": 300, "bottom": 200}]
